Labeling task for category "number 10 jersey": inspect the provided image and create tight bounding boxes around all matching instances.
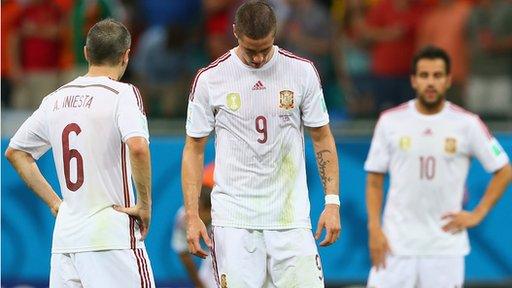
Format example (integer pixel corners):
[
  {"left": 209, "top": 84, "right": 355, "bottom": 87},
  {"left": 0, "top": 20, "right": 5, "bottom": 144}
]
[
  {"left": 9, "top": 76, "right": 149, "bottom": 253},
  {"left": 186, "top": 47, "right": 329, "bottom": 229}
]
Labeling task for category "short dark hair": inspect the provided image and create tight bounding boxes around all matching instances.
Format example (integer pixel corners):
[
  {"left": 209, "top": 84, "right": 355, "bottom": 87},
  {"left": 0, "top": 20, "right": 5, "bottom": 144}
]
[
  {"left": 234, "top": 1, "right": 277, "bottom": 39},
  {"left": 411, "top": 45, "right": 451, "bottom": 75},
  {"left": 85, "top": 19, "right": 131, "bottom": 66}
]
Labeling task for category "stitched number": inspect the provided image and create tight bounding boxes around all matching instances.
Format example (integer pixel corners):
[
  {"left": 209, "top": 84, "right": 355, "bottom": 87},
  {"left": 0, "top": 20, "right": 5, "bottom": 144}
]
[
  {"left": 255, "top": 116, "right": 268, "bottom": 143},
  {"left": 62, "top": 123, "right": 84, "bottom": 191}
]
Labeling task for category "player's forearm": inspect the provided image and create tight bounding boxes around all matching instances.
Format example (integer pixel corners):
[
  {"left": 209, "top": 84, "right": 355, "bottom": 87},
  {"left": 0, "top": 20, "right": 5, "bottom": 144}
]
[
  {"left": 366, "top": 172, "right": 385, "bottom": 230},
  {"left": 5, "top": 148, "right": 61, "bottom": 213},
  {"left": 127, "top": 138, "right": 152, "bottom": 208},
  {"left": 310, "top": 125, "right": 339, "bottom": 196},
  {"left": 182, "top": 136, "right": 208, "bottom": 217},
  {"left": 179, "top": 253, "right": 203, "bottom": 287},
  {"left": 473, "top": 164, "right": 512, "bottom": 219}
]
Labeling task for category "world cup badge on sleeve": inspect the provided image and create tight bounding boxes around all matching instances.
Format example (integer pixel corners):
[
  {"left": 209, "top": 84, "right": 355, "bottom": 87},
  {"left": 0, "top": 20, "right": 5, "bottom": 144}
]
[
  {"left": 444, "top": 137, "right": 457, "bottom": 154},
  {"left": 226, "top": 92, "right": 241, "bottom": 111},
  {"left": 279, "top": 90, "right": 295, "bottom": 110}
]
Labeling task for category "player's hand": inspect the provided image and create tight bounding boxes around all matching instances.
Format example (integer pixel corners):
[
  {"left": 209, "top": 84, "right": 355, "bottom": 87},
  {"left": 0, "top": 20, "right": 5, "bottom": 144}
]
[
  {"left": 113, "top": 204, "right": 151, "bottom": 241},
  {"left": 441, "top": 210, "right": 484, "bottom": 234},
  {"left": 186, "top": 215, "right": 212, "bottom": 259},
  {"left": 368, "top": 226, "right": 390, "bottom": 270},
  {"left": 315, "top": 204, "right": 341, "bottom": 246}
]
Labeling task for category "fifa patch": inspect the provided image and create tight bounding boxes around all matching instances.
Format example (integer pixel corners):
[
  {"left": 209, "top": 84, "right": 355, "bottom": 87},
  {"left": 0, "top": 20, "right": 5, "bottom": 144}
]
[
  {"left": 226, "top": 93, "right": 241, "bottom": 111},
  {"left": 444, "top": 137, "right": 457, "bottom": 154},
  {"left": 399, "top": 136, "right": 411, "bottom": 151},
  {"left": 490, "top": 138, "right": 504, "bottom": 157},
  {"left": 220, "top": 273, "right": 228, "bottom": 288},
  {"left": 279, "top": 90, "right": 295, "bottom": 110}
]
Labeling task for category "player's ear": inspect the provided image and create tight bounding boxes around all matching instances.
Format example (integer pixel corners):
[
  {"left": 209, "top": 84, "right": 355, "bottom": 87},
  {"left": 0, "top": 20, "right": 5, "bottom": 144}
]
[
  {"left": 122, "top": 49, "right": 130, "bottom": 65},
  {"left": 83, "top": 46, "right": 89, "bottom": 62},
  {"left": 233, "top": 24, "right": 238, "bottom": 40},
  {"left": 410, "top": 74, "right": 417, "bottom": 89}
]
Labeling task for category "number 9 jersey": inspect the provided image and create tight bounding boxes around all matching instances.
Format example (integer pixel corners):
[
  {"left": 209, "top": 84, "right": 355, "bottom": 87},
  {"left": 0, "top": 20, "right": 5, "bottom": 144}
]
[
  {"left": 186, "top": 47, "right": 329, "bottom": 229},
  {"left": 364, "top": 100, "right": 509, "bottom": 256},
  {"left": 8, "top": 76, "right": 149, "bottom": 253}
]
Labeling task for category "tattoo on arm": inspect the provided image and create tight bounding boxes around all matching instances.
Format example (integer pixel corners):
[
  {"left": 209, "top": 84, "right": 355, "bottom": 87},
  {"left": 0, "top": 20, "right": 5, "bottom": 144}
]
[{"left": 316, "top": 149, "right": 332, "bottom": 189}]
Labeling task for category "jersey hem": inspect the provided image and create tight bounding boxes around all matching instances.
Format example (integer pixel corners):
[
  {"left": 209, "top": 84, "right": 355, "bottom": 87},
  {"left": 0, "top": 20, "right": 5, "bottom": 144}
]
[
  {"left": 186, "top": 131, "right": 211, "bottom": 138},
  {"left": 304, "top": 119, "right": 329, "bottom": 128},
  {"left": 51, "top": 243, "right": 144, "bottom": 253},
  {"left": 211, "top": 222, "right": 312, "bottom": 230},
  {"left": 8, "top": 142, "right": 44, "bottom": 160}
]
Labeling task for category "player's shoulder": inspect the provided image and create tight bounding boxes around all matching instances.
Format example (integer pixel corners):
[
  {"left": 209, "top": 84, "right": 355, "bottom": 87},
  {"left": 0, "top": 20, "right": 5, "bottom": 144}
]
[
  {"left": 446, "top": 102, "right": 478, "bottom": 121},
  {"left": 277, "top": 48, "right": 316, "bottom": 70},
  {"left": 190, "top": 51, "right": 232, "bottom": 94},
  {"left": 378, "top": 101, "right": 411, "bottom": 122}
]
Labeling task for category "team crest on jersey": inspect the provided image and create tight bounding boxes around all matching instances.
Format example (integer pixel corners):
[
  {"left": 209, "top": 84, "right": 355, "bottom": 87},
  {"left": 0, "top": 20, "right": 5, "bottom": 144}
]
[
  {"left": 226, "top": 93, "right": 241, "bottom": 111},
  {"left": 220, "top": 274, "right": 228, "bottom": 288},
  {"left": 399, "top": 136, "right": 411, "bottom": 151},
  {"left": 279, "top": 90, "right": 295, "bottom": 110},
  {"left": 444, "top": 137, "right": 457, "bottom": 154}
]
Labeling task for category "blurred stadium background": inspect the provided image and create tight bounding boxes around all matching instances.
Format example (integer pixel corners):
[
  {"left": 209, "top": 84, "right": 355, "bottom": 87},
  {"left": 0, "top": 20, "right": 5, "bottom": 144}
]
[{"left": 1, "top": 0, "right": 511, "bottom": 287}]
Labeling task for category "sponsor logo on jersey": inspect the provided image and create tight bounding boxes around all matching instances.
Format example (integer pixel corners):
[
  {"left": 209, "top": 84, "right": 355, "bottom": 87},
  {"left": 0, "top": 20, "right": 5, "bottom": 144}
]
[
  {"left": 220, "top": 273, "right": 228, "bottom": 288},
  {"left": 399, "top": 136, "right": 411, "bottom": 151},
  {"left": 252, "top": 80, "right": 266, "bottom": 90},
  {"left": 226, "top": 93, "right": 241, "bottom": 111},
  {"left": 279, "top": 90, "right": 295, "bottom": 110},
  {"left": 445, "top": 137, "right": 457, "bottom": 154}
]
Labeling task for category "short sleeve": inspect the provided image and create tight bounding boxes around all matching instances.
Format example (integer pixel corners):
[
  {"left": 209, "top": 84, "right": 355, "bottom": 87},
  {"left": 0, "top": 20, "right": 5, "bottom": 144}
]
[
  {"left": 300, "top": 63, "right": 329, "bottom": 127},
  {"left": 364, "top": 118, "right": 391, "bottom": 173},
  {"left": 171, "top": 210, "right": 188, "bottom": 253},
  {"left": 9, "top": 99, "right": 51, "bottom": 160},
  {"left": 469, "top": 117, "right": 509, "bottom": 173},
  {"left": 117, "top": 85, "right": 149, "bottom": 143},
  {"left": 186, "top": 72, "right": 214, "bottom": 137}
]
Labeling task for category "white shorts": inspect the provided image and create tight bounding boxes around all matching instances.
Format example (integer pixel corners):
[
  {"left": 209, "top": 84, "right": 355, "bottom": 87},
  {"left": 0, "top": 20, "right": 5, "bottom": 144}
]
[
  {"left": 367, "top": 254, "right": 464, "bottom": 288},
  {"left": 200, "top": 255, "right": 217, "bottom": 288},
  {"left": 50, "top": 248, "right": 155, "bottom": 288},
  {"left": 211, "top": 226, "right": 324, "bottom": 288}
]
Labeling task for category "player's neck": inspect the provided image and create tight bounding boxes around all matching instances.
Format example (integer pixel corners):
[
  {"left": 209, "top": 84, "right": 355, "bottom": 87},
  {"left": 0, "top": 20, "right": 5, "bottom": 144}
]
[
  {"left": 415, "top": 99, "right": 446, "bottom": 115},
  {"left": 86, "top": 65, "right": 121, "bottom": 81}
]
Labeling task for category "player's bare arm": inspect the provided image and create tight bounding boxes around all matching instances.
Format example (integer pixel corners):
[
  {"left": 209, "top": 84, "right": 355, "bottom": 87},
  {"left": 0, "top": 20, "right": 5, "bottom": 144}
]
[
  {"left": 182, "top": 136, "right": 212, "bottom": 258},
  {"left": 114, "top": 136, "right": 152, "bottom": 240},
  {"left": 442, "top": 164, "right": 512, "bottom": 233},
  {"left": 309, "top": 125, "right": 341, "bottom": 247},
  {"left": 5, "top": 148, "right": 62, "bottom": 216},
  {"left": 366, "top": 172, "right": 391, "bottom": 270}
]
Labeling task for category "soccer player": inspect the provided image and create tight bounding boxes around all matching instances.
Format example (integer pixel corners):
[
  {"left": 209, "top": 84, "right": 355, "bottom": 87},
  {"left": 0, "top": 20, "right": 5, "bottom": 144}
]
[
  {"left": 364, "top": 45, "right": 512, "bottom": 288},
  {"left": 181, "top": 1, "right": 341, "bottom": 287},
  {"left": 5, "top": 19, "right": 155, "bottom": 287},
  {"left": 172, "top": 164, "right": 216, "bottom": 288}
]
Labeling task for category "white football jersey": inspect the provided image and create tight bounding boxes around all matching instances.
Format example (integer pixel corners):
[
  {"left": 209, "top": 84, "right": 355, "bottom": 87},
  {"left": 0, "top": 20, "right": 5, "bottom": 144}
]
[
  {"left": 186, "top": 46, "right": 329, "bottom": 229},
  {"left": 9, "top": 76, "right": 149, "bottom": 253},
  {"left": 365, "top": 100, "right": 509, "bottom": 256}
]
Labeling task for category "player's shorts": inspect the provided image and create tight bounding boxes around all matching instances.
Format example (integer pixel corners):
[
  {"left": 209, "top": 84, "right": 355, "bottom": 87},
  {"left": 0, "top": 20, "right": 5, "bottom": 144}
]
[
  {"left": 366, "top": 254, "right": 464, "bottom": 288},
  {"left": 50, "top": 248, "right": 155, "bottom": 288},
  {"left": 211, "top": 226, "right": 324, "bottom": 288},
  {"left": 200, "top": 255, "right": 217, "bottom": 288}
]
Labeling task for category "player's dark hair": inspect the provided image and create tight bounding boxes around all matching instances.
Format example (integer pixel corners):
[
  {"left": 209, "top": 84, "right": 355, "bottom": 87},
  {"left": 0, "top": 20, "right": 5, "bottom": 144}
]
[
  {"left": 85, "top": 19, "right": 131, "bottom": 66},
  {"left": 234, "top": 1, "right": 277, "bottom": 39},
  {"left": 412, "top": 45, "right": 451, "bottom": 75},
  {"left": 199, "top": 186, "right": 212, "bottom": 209}
]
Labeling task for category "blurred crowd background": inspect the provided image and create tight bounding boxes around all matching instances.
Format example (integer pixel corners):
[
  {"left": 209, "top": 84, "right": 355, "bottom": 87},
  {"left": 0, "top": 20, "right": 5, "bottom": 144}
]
[{"left": 2, "top": 0, "right": 512, "bottom": 121}]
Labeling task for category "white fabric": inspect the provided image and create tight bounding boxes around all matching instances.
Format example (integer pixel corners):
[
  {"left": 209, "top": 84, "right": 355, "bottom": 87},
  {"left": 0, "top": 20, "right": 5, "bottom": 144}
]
[
  {"left": 9, "top": 76, "right": 150, "bottom": 253},
  {"left": 171, "top": 207, "right": 217, "bottom": 288},
  {"left": 50, "top": 248, "right": 155, "bottom": 288},
  {"left": 367, "top": 254, "right": 464, "bottom": 288},
  {"left": 211, "top": 226, "right": 324, "bottom": 288},
  {"left": 364, "top": 100, "right": 509, "bottom": 256},
  {"left": 186, "top": 46, "right": 329, "bottom": 229}
]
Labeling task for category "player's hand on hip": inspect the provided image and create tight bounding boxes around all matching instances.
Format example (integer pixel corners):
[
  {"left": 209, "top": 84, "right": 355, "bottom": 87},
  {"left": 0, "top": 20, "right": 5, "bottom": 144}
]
[
  {"left": 442, "top": 210, "right": 483, "bottom": 234},
  {"left": 368, "top": 226, "right": 391, "bottom": 270},
  {"left": 315, "top": 204, "right": 341, "bottom": 246},
  {"left": 113, "top": 204, "right": 151, "bottom": 241},
  {"left": 186, "top": 215, "right": 211, "bottom": 259}
]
